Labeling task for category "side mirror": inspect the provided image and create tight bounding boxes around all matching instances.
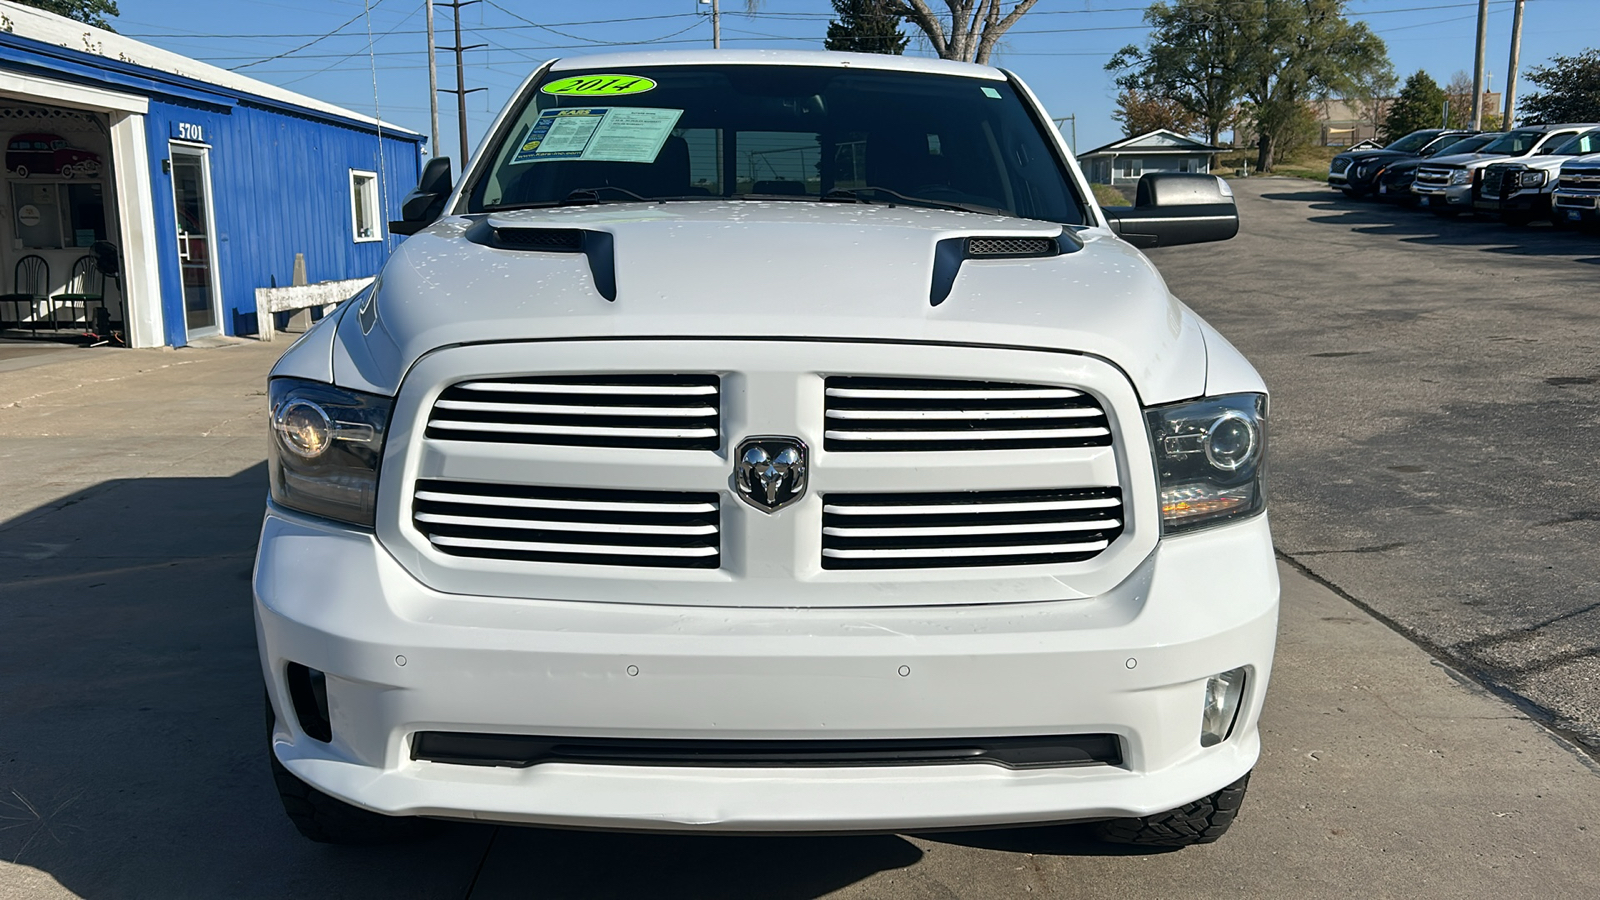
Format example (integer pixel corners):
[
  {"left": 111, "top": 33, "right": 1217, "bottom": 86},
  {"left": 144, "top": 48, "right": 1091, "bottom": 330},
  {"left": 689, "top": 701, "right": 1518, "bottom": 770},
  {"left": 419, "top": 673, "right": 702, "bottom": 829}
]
[
  {"left": 389, "top": 157, "right": 454, "bottom": 236},
  {"left": 90, "top": 239, "right": 121, "bottom": 276},
  {"left": 1101, "top": 173, "right": 1240, "bottom": 249}
]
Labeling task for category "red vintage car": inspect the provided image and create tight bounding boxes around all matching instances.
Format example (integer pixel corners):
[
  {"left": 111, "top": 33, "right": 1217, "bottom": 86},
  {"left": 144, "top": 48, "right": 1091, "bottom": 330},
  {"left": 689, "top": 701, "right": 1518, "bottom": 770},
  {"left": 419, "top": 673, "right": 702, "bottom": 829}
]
[{"left": 6, "top": 133, "right": 102, "bottom": 178}]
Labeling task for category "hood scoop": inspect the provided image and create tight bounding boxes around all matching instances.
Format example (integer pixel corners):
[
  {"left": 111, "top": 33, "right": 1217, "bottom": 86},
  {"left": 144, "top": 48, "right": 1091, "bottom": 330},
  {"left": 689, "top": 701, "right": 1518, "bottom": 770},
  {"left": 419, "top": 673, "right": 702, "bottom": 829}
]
[
  {"left": 465, "top": 219, "right": 617, "bottom": 301},
  {"left": 931, "top": 231, "right": 1083, "bottom": 307}
]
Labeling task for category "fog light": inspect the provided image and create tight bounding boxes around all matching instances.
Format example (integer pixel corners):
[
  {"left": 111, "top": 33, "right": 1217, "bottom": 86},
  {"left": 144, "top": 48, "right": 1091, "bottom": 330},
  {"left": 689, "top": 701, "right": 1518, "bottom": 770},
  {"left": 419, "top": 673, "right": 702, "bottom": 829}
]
[{"left": 1201, "top": 667, "right": 1247, "bottom": 747}]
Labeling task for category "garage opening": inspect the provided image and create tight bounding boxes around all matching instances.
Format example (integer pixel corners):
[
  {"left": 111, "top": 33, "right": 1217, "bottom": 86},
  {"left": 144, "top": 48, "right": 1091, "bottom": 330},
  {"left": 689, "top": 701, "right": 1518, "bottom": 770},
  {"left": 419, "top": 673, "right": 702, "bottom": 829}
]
[{"left": 0, "top": 103, "right": 124, "bottom": 351}]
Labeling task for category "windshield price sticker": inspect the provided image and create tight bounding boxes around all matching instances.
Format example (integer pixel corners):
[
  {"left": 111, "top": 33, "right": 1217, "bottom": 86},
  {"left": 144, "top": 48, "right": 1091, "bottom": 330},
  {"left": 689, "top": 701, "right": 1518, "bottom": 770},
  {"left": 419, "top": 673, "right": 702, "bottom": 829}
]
[
  {"left": 540, "top": 74, "right": 657, "bottom": 97},
  {"left": 511, "top": 107, "right": 683, "bottom": 165}
]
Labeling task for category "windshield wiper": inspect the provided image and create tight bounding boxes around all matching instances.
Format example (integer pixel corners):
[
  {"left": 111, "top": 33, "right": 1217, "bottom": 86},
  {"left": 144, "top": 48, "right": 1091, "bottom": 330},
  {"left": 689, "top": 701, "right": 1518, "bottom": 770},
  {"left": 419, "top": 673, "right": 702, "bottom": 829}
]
[
  {"left": 819, "top": 186, "right": 1006, "bottom": 217},
  {"left": 484, "top": 186, "right": 685, "bottom": 212}
]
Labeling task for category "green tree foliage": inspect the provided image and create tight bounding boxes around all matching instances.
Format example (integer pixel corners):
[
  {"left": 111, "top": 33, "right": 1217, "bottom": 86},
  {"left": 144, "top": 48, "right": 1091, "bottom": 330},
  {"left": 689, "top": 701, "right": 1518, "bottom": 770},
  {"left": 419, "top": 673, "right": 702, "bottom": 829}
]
[
  {"left": 1519, "top": 49, "right": 1600, "bottom": 124},
  {"left": 14, "top": 0, "right": 119, "bottom": 31},
  {"left": 1382, "top": 70, "right": 1446, "bottom": 143},
  {"left": 1106, "top": 0, "right": 1247, "bottom": 147},
  {"left": 1112, "top": 87, "right": 1201, "bottom": 137},
  {"left": 1236, "top": 0, "right": 1391, "bottom": 172},
  {"left": 825, "top": 0, "right": 909, "bottom": 55},
  {"left": 901, "top": 1, "right": 1042, "bottom": 65}
]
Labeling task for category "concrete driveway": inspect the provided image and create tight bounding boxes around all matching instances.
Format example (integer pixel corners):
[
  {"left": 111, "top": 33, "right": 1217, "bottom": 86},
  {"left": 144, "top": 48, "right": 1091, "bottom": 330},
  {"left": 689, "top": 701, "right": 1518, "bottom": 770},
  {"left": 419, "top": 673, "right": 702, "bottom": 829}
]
[{"left": 2, "top": 188, "right": 1598, "bottom": 897}]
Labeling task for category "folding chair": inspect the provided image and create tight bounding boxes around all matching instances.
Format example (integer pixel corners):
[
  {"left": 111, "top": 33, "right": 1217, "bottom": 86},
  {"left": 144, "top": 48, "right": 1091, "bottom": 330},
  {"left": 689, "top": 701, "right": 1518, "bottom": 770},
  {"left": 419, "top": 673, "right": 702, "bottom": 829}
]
[
  {"left": 53, "top": 255, "right": 104, "bottom": 331},
  {"left": 0, "top": 255, "right": 49, "bottom": 333}
]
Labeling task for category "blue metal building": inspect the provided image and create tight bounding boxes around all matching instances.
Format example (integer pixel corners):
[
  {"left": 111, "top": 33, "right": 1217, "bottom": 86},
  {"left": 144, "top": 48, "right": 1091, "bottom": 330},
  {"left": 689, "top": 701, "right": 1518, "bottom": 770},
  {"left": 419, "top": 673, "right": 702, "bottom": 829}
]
[{"left": 0, "top": 2, "right": 423, "bottom": 348}]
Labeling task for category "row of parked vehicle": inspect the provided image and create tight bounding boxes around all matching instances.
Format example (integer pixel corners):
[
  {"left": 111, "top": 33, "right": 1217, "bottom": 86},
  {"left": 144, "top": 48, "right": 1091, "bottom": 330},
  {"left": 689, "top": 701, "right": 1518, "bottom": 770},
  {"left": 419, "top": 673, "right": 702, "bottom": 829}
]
[{"left": 1328, "top": 124, "right": 1600, "bottom": 228}]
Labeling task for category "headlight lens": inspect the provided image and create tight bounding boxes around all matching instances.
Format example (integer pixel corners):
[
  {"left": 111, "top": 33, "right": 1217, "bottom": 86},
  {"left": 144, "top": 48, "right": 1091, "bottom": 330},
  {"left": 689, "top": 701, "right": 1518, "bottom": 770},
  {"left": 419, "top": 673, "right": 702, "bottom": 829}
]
[
  {"left": 1520, "top": 170, "right": 1546, "bottom": 188},
  {"left": 1450, "top": 168, "right": 1471, "bottom": 185},
  {"left": 1145, "top": 393, "right": 1267, "bottom": 534},
  {"left": 268, "top": 377, "right": 392, "bottom": 526}
]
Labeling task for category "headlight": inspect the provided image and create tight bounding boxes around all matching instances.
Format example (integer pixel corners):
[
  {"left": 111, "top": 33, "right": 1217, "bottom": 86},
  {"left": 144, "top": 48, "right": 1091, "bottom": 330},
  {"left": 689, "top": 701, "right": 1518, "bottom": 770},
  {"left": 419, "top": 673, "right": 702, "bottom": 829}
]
[
  {"left": 1145, "top": 393, "right": 1267, "bottom": 534},
  {"left": 1519, "top": 170, "right": 1546, "bottom": 188},
  {"left": 1356, "top": 163, "right": 1373, "bottom": 178},
  {"left": 1449, "top": 169, "right": 1471, "bottom": 185},
  {"left": 268, "top": 377, "right": 393, "bottom": 526}
]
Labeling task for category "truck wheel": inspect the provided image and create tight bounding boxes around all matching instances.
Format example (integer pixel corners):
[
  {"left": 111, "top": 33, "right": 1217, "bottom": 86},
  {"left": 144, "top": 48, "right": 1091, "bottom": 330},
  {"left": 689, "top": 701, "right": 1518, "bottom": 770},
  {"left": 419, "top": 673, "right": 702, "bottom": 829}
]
[
  {"left": 1094, "top": 773, "right": 1251, "bottom": 847},
  {"left": 265, "top": 692, "right": 438, "bottom": 845}
]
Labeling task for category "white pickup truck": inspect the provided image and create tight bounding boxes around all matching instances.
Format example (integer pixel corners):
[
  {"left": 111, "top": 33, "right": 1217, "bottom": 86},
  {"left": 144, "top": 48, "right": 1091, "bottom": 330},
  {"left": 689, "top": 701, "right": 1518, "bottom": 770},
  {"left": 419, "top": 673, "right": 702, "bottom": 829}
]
[
  {"left": 255, "top": 50, "right": 1276, "bottom": 849},
  {"left": 1474, "top": 126, "right": 1600, "bottom": 225}
]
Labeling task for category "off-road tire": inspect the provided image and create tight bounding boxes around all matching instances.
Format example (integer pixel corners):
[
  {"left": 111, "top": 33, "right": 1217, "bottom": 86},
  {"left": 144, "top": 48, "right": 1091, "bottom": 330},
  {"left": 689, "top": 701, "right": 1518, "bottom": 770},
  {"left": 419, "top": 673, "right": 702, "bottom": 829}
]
[
  {"left": 1094, "top": 773, "right": 1251, "bottom": 847},
  {"left": 266, "top": 693, "right": 438, "bottom": 845}
]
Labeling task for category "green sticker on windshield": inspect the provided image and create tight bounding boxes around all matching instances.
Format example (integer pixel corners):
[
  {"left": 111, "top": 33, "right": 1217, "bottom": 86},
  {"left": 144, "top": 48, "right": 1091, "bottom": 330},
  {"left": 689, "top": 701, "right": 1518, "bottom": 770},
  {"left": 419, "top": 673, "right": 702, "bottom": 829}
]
[{"left": 541, "top": 74, "right": 657, "bottom": 97}]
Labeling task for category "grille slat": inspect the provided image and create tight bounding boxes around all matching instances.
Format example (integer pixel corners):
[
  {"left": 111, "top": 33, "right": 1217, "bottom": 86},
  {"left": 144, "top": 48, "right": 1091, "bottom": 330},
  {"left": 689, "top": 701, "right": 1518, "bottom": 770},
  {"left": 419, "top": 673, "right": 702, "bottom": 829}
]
[
  {"left": 822, "top": 488, "right": 1124, "bottom": 570},
  {"left": 967, "top": 237, "right": 1056, "bottom": 257},
  {"left": 823, "top": 377, "right": 1111, "bottom": 452},
  {"left": 427, "top": 375, "right": 720, "bottom": 450},
  {"left": 414, "top": 479, "right": 720, "bottom": 568}
]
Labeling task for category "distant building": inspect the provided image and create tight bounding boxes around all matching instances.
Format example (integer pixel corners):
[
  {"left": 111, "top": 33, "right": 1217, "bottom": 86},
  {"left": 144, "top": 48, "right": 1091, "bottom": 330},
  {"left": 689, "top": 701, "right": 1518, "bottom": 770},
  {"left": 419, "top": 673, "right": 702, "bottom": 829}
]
[
  {"left": 1315, "top": 93, "right": 1500, "bottom": 146},
  {"left": 1077, "top": 130, "right": 1222, "bottom": 186},
  {"left": 0, "top": 1, "right": 423, "bottom": 349}
]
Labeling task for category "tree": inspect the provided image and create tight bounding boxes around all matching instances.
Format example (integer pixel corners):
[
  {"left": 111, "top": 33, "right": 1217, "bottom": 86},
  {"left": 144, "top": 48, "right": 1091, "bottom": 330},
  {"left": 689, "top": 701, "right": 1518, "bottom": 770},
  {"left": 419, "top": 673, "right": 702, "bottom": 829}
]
[
  {"left": 1112, "top": 87, "right": 1201, "bottom": 137},
  {"left": 825, "top": 0, "right": 909, "bottom": 55},
  {"left": 1237, "top": 0, "right": 1391, "bottom": 172},
  {"left": 1382, "top": 70, "right": 1446, "bottom": 143},
  {"left": 1106, "top": 0, "right": 1248, "bottom": 147},
  {"left": 900, "top": 1, "right": 1042, "bottom": 65},
  {"left": 1519, "top": 49, "right": 1600, "bottom": 124},
  {"left": 14, "top": 0, "right": 118, "bottom": 30}
]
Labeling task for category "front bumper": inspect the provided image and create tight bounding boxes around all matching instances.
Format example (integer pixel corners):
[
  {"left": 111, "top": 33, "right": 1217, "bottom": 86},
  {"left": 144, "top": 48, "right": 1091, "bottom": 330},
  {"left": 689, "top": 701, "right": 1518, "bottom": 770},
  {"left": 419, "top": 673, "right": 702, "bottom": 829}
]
[
  {"left": 1553, "top": 190, "right": 1600, "bottom": 222},
  {"left": 255, "top": 507, "right": 1279, "bottom": 832},
  {"left": 1411, "top": 183, "right": 1472, "bottom": 207},
  {"left": 1474, "top": 189, "right": 1549, "bottom": 213}
]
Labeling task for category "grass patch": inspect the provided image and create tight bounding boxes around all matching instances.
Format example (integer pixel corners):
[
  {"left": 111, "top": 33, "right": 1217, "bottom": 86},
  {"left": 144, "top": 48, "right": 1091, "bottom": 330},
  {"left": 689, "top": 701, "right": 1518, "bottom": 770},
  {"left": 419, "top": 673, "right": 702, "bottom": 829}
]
[{"left": 1091, "top": 183, "right": 1133, "bottom": 206}]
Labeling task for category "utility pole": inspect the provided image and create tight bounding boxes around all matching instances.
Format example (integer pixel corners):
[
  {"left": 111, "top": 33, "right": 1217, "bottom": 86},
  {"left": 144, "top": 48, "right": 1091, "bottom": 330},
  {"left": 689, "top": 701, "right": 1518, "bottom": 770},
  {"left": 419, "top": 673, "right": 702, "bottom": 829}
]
[
  {"left": 425, "top": 0, "right": 440, "bottom": 158},
  {"left": 712, "top": 0, "right": 721, "bottom": 49},
  {"left": 1503, "top": 0, "right": 1526, "bottom": 129},
  {"left": 439, "top": 0, "right": 486, "bottom": 164},
  {"left": 1053, "top": 115, "right": 1077, "bottom": 153},
  {"left": 1470, "top": 0, "right": 1489, "bottom": 130}
]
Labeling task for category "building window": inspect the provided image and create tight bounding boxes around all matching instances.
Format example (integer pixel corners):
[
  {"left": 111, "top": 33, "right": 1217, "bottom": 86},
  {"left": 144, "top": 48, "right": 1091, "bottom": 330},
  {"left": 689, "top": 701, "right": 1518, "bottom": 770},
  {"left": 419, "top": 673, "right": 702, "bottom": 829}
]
[
  {"left": 1120, "top": 157, "right": 1141, "bottom": 178},
  {"left": 349, "top": 170, "right": 380, "bottom": 243}
]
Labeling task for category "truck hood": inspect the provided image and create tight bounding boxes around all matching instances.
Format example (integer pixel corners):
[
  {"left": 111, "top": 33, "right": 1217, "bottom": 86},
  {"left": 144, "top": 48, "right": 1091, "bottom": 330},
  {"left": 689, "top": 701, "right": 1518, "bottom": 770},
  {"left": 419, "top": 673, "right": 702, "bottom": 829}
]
[
  {"left": 1426, "top": 151, "right": 1519, "bottom": 169},
  {"left": 332, "top": 202, "right": 1207, "bottom": 403}
]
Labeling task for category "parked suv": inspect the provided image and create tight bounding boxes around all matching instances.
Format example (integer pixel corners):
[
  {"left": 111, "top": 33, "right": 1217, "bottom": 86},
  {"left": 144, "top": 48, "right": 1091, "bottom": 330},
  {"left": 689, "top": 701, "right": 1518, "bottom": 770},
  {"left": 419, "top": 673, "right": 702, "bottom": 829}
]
[
  {"left": 256, "top": 51, "right": 1276, "bottom": 849},
  {"left": 1474, "top": 127, "right": 1600, "bottom": 224},
  {"left": 1375, "top": 133, "right": 1502, "bottom": 203},
  {"left": 1413, "top": 124, "right": 1592, "bottom": 215},
  {"left": 1553, "top": 154, "right": 1600, "bottom": 227},
  {"left": 1328, "top": 128, "right": 1474, "bottom": 197}
]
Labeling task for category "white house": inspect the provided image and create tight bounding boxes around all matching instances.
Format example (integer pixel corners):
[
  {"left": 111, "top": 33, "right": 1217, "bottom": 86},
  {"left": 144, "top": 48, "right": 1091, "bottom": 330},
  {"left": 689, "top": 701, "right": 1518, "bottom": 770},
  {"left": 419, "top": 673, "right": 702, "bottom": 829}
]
[{"left": 1077, "top": 129, "right": 1222, "bottom": 186}]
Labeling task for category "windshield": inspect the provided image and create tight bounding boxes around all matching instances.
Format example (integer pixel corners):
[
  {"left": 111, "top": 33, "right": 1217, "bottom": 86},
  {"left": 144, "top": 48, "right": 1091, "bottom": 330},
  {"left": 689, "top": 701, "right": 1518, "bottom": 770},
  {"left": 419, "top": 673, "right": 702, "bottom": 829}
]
[
  {"left": 1432, "top": 134, "right": 1497, "bottom": 156},
  {"left": 1385, "top": 131, "right": 1437, "bottom": 153},
  {"left": 466, "top": 65, "right": 1088, "bottom": 224},
  {"left": 1419, "top": 133, "right": 1470, "bottom": 156},
  {"left": 1480, "top": 130, "right": 1548, "bottom": 155},
  {"left": 1550, "top": 129, "right": 1600, "bottom": 156}
]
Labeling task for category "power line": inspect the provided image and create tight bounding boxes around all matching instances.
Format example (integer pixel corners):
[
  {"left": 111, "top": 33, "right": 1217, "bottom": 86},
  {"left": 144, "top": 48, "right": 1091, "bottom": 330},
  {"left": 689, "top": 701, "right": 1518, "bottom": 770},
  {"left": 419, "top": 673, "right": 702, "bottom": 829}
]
[{"left": 227, "top": 0, "right": 390, "bottom": 71}]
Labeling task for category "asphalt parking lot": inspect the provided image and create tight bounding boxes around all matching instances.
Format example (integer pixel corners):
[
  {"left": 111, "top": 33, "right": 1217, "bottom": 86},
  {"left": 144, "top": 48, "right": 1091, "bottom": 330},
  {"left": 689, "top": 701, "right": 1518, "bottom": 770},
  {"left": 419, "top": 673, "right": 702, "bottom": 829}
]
[
  {"left": 1148, "top": 178, "right": 1600, "bottom": 751},
  {"left": 2, "top": 182, "right": 1598, "bottom": 898}
]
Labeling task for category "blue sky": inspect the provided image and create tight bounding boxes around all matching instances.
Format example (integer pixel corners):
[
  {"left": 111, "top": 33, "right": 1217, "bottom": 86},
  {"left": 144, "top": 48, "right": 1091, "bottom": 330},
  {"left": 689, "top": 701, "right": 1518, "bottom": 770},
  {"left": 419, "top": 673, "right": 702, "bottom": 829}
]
[{"left": 114, "top": 0, "right": 1598, "bottom": 160}]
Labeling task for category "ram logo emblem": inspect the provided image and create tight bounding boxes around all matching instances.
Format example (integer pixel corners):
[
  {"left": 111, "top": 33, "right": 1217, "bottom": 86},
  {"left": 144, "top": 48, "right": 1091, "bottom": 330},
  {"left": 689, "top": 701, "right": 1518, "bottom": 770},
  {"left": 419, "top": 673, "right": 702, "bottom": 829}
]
[{"left": 734, "top": 436, "right": 808, "bottom": 513}]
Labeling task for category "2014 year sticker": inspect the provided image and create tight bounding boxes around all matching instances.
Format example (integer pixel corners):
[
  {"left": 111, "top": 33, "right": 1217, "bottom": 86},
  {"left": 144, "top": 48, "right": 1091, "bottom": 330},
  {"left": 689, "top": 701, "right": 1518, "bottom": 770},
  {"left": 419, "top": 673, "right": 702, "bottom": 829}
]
[{"left": 541, "top": 74, "right": 657, "bottom": 97}]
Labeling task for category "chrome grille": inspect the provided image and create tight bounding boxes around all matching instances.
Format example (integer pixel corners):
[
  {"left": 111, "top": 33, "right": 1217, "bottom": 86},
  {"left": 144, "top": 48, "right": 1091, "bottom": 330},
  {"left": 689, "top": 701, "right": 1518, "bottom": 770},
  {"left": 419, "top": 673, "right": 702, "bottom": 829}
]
[
  {"left": 823, "top": 377, "right": 1111, "bottom": 452},
  {"left": 1329, "top": 158, "right": 1352, "bottom": 175},
  {"left": 821, "top": 488, "right": 1124, "bottom": 570},
  {"left": 426, "top": 375, "right": 719, "bottom": 450},
  {"left": 1415, "top": 166, "right": 1453, "bottom": 187},
  {"left": 967, "top": 237, "right": 1055, "bottom": 257},
  {"left": 1559, "top": 170, "right": 1600, "bottom": 190},
  {"left": 412, "top": 479, "right": 720, "bottom": 568}
]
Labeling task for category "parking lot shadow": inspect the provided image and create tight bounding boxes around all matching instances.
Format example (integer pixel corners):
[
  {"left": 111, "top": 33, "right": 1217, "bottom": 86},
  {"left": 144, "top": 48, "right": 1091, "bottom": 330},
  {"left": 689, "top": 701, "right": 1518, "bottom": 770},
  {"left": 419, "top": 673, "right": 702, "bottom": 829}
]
[{"left": 0, "top": 466, "right": 929, "bottom": 898}]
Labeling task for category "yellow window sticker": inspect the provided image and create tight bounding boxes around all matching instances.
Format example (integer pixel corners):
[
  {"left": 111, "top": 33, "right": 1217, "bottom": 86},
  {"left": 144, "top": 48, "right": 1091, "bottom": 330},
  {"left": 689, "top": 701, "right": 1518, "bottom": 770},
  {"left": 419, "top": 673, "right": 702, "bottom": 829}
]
[{"left": 541, "top": 74, "right": 658, "bottom": 97}]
